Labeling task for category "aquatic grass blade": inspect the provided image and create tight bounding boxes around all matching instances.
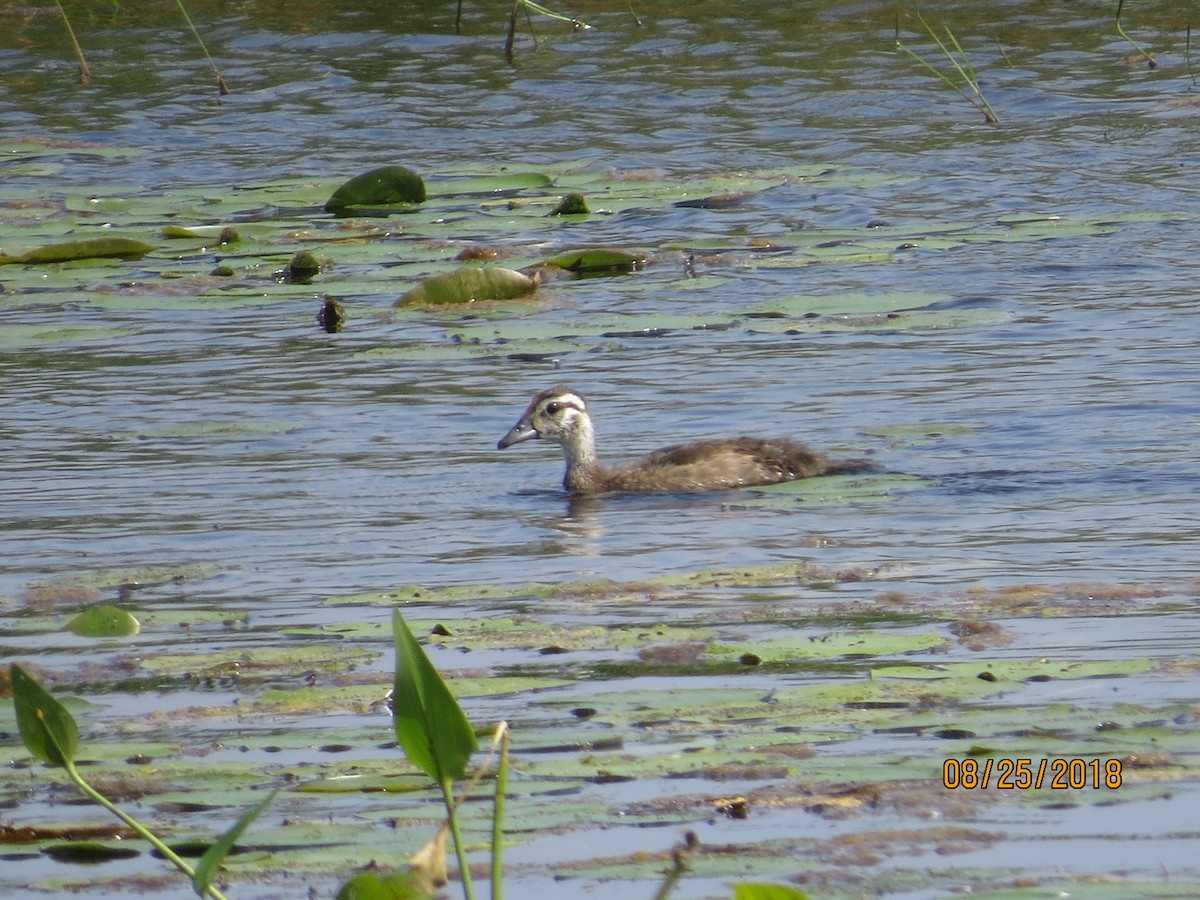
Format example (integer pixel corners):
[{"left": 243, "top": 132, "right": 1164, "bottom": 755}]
[
  {"left": 193, "top": 789, "right": 278, "bottom": 895},
  {"left": 894, "top": 4, "right": 999, "bottom": 124},
  {"left": 51, "top": 0, "right": 90, "bottom": 84},
  {"left": 175, "top": 0, "right": 229, "bottom": 93},
  {"left": 391, "top": 611, "right": 479, "bottom": 783},
  {"left": 10, "top": 664, "right": 79, "bottom": 767}
]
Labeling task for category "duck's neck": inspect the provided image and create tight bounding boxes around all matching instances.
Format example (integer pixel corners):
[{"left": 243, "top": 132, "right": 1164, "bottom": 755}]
[{"left": 559, "top": 416, "right": 605, "bottom": 492}]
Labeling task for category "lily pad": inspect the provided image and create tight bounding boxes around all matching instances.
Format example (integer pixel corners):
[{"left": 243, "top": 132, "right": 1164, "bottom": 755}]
[
  {"left": 395, "top": 266, "right": 538, "bottom": 307},
  {"left": 0, "top": 237, "right": 155, "bottom": 265},
  {"left": 66, "top": 605, "right": 141, "bottom": 638},
  {"left": 324, "top": 165, "right": 426, "bottom": 211},
  {"left": 542, "top": 248, "right": 645, "bottom": 274}
]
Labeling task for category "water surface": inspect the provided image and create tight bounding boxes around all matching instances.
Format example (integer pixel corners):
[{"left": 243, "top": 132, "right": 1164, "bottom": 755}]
[{"left": 2, "top": 1, "right": 1198, "bottom": 897}]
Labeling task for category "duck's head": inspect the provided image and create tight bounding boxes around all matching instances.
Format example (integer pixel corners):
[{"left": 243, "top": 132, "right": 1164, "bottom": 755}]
[{"left": 497, "top": 385, "right": 591, "bottom": 449}]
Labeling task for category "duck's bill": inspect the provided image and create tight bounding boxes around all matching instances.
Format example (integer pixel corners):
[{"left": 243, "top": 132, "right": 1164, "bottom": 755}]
[{"left": 497, "top": 421, "right": 539, "bottom": 449}]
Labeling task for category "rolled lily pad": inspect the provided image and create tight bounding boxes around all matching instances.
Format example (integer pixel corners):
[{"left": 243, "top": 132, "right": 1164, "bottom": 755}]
[
  {"left": 162, "top": 225, "right": 240, "bottom": 244},
  {"left": 542, "top": 248, "right": 645, "bottom": 275},
  {"left": 66, "top": 605, "right": 141, "bottom": 638},
  {"left": 324, "top": 165, "right": 426, "bottom": 211},
  {"left": 549, "top": 192, "right": 590, "bottom": 215},
  {"left": 0, "top": 237, "right": 155, "bottom": 265},
  {"left": 395, "top": 266, "right": 537, "bottom": 307}
]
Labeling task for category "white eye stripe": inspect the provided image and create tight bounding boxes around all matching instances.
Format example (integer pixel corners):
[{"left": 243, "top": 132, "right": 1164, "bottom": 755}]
[{"left": 543, "top": 396, "right": 585, "bottom": 414}]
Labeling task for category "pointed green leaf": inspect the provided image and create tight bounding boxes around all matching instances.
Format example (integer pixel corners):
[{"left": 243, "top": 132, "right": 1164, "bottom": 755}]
[
  {"left": 66, "top": 604, "right": 141, "bottom": 637},
  {"left": 391, "top": 611, "right": 478, "bottom": 782},
  {"left": 193, "top": 789, "right": 277, "bottom": 894},
  {"left": 10, "top": 664, "right": 80, "bottom": 767}
]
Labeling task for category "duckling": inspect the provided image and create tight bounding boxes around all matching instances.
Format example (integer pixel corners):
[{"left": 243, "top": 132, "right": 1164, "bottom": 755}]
[{"left": 497, "top": 384, "right": 872, "bottom": 494}]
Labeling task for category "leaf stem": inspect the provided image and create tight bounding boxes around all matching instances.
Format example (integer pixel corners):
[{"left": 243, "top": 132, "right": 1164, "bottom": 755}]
[
  {"left": 63, "top": 760, "right": 232, "bottom": 900},
  {"left": 442, "top": 779, "right": 476, "bottom": 900},
  {"left": 490, "top": 723, "right": 510, "bottom": 900}
]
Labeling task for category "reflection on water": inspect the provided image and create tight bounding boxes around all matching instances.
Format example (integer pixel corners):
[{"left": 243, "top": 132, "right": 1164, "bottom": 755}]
[{"left": 2, "top": 0, "right": 1199, "bottom": 896}]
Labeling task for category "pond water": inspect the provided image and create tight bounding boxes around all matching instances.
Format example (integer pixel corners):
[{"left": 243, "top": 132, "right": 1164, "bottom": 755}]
[{"left": 2, "top": 1, "right": 1199, "bottom": 898}]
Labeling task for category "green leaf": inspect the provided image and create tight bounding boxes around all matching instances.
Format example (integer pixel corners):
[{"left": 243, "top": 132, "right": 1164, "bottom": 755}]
[
  {"left": 335, "top": 870, "right": 435, "bottom": 900},
  {"left": 325, "top": 165, "right": 427, "bottom": 211},
  {"left": 391, "top": 611, "right": 478, "bottom": 783},
  {"left": 66, "top": 604, "right": 141, "bottom": 638},
  {"left": 733, "top": 884, "right": 811, "bottom": 900},
  {"left": 10, "top": 664, "right": 80, "bottom": 767},
  {"left": 542, "top": 247, "right": 644, "bottom": 274},
  {"left": 193, "top": 789, "right": 277, "bottom": 895},
  {"left": 395, "top": 266, "right": 537, "bottom": 308},
  {"left": 0, "top": 237, "right": 155, "bottom": 265}
]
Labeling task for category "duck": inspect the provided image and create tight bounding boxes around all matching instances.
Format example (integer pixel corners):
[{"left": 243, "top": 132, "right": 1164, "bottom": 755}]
[{"left": 497, "top": 384, "right": 872, "bottom": 494}]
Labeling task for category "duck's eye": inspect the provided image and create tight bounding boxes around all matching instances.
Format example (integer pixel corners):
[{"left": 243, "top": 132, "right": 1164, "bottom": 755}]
[{"left": 545, "top": 402, "right": 562, "bottom": 414}]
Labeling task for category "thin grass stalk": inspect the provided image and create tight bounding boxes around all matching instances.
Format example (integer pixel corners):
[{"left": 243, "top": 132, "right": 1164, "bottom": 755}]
[
  {"left": 1115, "top": 0, "right": 1157, "bottom": 69},
  {"left": 1188, "top": 26, "right": 1197, "bottom": 86},
  {"left": 490, "top": 722, "right": 510, "bottom": 900},
  {"left": 505, "top": 0, "right": 592, "bottom": 61},
  {"left": 51, "top": 0, "right": 90, "bottom": 85},
  {"left": 174, "top": 0, "right": 229, "bottom": 94},
  {"left": 505, "top": 0, "right": 519, "bottom": 62}
]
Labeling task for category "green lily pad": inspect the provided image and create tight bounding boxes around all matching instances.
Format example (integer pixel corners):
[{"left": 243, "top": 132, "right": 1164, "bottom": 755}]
[
  {"left": 542, "top": 247, "right": 645, "bottom": 274},
  {"left": 324, "top": 165, "right": 426, "bottom": 211},
  {"left": 709, "top": 629, "right": 948, "bottom": 663},
  {"left": 395, "top": 266, "right": 538, "bottom": 307},
  {"left": 428, "top": 171, "right": 553, "bottom": 196},
  {"left": 0, "top": 236, "right": 155, "bottom": 265},
  {"left": 66, "top": 605, "right": 141, "bottom": 638}
]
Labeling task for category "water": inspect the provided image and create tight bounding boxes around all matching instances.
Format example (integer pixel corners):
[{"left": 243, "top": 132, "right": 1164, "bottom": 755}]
[{"left": 2, "top": 0, "right": 1199, "bottom": 896}]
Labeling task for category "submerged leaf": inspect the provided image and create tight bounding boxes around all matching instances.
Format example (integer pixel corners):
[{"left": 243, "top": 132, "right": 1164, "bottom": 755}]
[
  {"left": 0, "top": 237, "right": 155, "bottom": 265},
  {"left": 395, "top": 266, "right": 537, "bottom": 307},
  {"left": 391, "top": 611, "right": 478, "bottom": 783},
  {"left": 10, "top": 664, "right": 80, "bottom": 767},
  {"left": 325, "top": 165, "right": 427, "bottom": 211}
]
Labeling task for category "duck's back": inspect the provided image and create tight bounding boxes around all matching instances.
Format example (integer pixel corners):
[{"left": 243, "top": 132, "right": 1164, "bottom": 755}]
[{"left": 599, "top": 437, "right": 868, "bottom": 492}]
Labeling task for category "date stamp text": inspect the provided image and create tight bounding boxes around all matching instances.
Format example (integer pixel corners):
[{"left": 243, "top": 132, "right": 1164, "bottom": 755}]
[{"left": 943, "top": 757, "right": 1122, "bottom": 790}]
